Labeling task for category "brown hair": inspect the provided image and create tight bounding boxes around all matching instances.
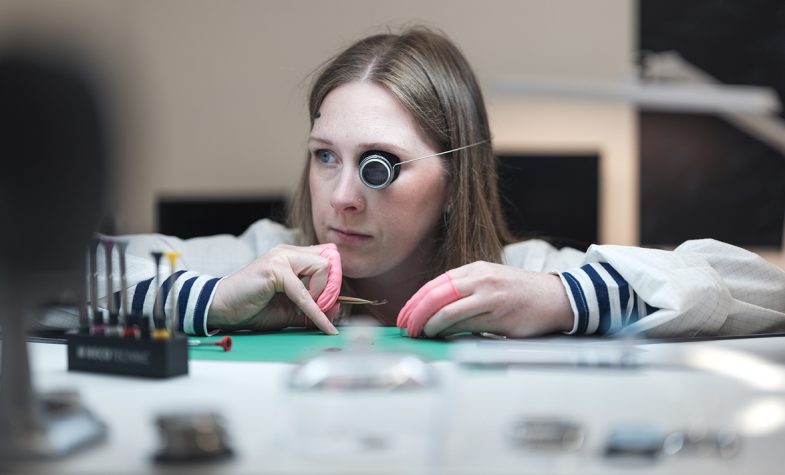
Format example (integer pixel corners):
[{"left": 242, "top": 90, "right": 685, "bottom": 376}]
[{"left": 288, "top": 26, "right": 512, "bottom": 276}]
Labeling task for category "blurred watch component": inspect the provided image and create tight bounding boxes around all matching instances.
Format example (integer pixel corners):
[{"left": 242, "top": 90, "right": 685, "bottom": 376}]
[
  {"left": 506, "top": 417, "right": 584, "bottom": 451},
  {"left": 663, "top": 429, "right": 741, "bottom": 459},
  {"left": 289, "top": 352, "right": 436, "bottom": 391},
  {"left": 604, "top": 425, "right": 664, "bottom": 461},
  {"left": 714, "top": 430, "right": 742, "bottom": 458},
  {"left": 40, "top": 389, "right": 82, "bottom": 415},
  {"left": 153, "top": 411, "right": 233, "bottom": 463}
]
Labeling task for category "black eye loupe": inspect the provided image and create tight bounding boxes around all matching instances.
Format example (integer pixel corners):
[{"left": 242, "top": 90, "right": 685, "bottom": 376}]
[{"left": 359, "top": 150, "right": 401, "bottom": 189}]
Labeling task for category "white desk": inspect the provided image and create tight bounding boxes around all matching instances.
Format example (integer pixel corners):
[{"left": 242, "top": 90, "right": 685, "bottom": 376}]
[{"left": 8, "top": 335, "right": 785, "bottom": 474}]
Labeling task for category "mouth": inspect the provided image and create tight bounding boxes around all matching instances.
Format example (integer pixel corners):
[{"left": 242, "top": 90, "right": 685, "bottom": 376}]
[{"left": 328, "top": 227, "right": 373, "bottom": 244}]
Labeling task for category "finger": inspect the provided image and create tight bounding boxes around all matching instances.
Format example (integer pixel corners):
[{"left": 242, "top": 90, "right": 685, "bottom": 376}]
[
  {"left": 309, "top": 242, "right": 336, "bottom": 252},
  {"left": 280, "top": 269, "right": 338, "bottom": 335},
  {"left": 315, "top": 244, "right": 342, "bottom": 312},
  {"left": 401, "top": 276, "right": 461, "bottom": 338},
  {"left": 279, "top": 249, "right": 333, "bottom": 304},
  {"left": 325, "top": 302, "right": 341, "bottom": 321},
  {"left": 397, "top": 273, "right": 453, "bottom": 328},
  {"left": 422, "top": 294, "right": 488, "bottom": 337},
  {"left": 302, "top": 264, "right": 327, "bottom": 301},
  {"left": 432, "top": 310, "right": 494, "bottom": 338},
  {"left": 289, "top": 243, "right": 341, "bottom": 311},
  {"left": 281, "top": 242, "right": 332, "bottom": 255}
]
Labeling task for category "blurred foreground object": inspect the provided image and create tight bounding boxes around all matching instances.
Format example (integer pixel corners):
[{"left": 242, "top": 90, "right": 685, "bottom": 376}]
[
  {"left": 154, "top": 411, "right": 233, "bottom": 463},
  {"left": 0, "top": 49, "right": 109, "bottom": 462}
]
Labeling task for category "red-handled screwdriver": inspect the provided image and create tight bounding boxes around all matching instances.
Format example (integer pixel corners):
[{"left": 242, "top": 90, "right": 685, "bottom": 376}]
[{"left": 188, "top": 336, "right": 232, "bottom": 352}]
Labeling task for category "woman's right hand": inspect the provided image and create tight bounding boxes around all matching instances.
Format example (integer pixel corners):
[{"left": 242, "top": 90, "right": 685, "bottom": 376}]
[{"left": 207, "top": 243, "right": 341, "bottom": 334}]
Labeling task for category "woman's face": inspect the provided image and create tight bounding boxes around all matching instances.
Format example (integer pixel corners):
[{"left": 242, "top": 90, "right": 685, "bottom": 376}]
[{"left": 308, "top": 81, "right": 448, "bottom": 281}]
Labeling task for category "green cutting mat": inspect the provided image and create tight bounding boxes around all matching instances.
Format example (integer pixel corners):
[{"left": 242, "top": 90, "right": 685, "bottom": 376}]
[{"left": 188, "top": 326, "right": 453, "bottom": 362}]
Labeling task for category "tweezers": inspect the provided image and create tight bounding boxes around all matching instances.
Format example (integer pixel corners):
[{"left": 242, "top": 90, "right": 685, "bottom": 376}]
[{"left": 336, "top": 295, "right": 388, "bottom": 306}]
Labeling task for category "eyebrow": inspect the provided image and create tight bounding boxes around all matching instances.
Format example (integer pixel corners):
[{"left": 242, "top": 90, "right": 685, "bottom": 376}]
[{"left": 306, "top": 136, "right": 333, "bottom": 148}]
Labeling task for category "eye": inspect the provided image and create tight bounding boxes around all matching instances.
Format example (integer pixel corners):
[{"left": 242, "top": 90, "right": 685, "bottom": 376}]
[{"left": 313, "top": 149, "right": 338, "bottom": 166}]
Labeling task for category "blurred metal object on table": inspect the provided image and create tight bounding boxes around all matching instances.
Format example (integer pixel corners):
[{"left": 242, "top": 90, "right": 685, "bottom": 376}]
[{"left": 153, "top": 411, "right": 233, "bottom": 464}]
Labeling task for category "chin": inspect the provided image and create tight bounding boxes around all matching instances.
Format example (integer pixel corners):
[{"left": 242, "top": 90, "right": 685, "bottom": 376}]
[
  {"left": 341, "top": 258, "right": 385, "bottom": 280},
  {"left": 341, "top": 264, "right": 374, "bottom": 280}
]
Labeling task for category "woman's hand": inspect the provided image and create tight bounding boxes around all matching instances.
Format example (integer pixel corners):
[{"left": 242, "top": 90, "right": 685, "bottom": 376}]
[
  {"left": 208, "top": 243, "right": 341, "bottom": 334},
  {"left": 397, "top": 261, "right": 574, "bottom": 338}
]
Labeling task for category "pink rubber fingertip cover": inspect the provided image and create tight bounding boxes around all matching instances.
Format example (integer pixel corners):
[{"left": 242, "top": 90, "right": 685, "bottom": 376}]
[
  {"left": 406, "top": 281, "right": 461, "bottom": 337},
  {"left": 397, "top": 273, "right": 461, "bottom": 337},
  {"left": 397, "top": 274, "right": 450, "bottom": 327},
  {"left": 315, "top": 243, "right": 342, "bottom": 312}
]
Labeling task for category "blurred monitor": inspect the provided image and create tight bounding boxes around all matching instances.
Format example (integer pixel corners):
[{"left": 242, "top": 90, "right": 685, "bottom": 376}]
[
  {"left": 158, "top": 196, "right": 287, "bottom": 238},
  {"left": 496, "top": 153, "right": 599, "bottom": 251}
]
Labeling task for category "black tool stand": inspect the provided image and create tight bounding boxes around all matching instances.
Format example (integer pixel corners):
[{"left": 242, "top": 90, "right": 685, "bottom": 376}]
[{"left": 66, "top": 332, "right": 189, "bottom": 378}]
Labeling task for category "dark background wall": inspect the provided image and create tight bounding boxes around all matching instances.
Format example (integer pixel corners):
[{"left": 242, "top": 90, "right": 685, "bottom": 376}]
[{"left": 639, "top": 0, "right": 785, "bottom": 247}]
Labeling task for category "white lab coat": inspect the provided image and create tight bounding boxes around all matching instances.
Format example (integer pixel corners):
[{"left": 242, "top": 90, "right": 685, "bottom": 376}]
[{"left": 106, "top": 219, "right": 785, "bottom": 337}]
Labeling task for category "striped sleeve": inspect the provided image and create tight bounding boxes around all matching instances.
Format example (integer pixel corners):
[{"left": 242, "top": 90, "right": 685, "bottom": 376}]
[
  {"left": 558, "top": 262, "right": 658, "bottom": 335},
  {"left": 126, "top": 271, "right": 223, "bottom": 336}
]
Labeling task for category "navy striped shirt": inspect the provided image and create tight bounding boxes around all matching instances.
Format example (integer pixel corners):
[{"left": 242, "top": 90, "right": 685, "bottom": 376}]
[
  {"left": 124, "top": 270, "right": 222, "bottom": 336},
  {"left": 560, "top": 262, "right": 658, "bottom": 335}
]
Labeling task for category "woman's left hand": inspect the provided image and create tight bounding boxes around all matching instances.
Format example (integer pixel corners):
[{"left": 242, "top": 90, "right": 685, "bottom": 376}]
[{"left": 397, "top": 261, "right": 574, "bottom": 338}]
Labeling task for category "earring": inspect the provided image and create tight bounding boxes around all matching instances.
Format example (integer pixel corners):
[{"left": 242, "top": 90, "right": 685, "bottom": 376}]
[{"left": 443, "top": 203, "right": 452, "bottom": 228}]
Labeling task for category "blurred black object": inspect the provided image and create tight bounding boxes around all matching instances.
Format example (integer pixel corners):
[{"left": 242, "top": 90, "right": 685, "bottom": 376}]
[
  {"left": 0, "top": 49, "right": 109, "bottom": 461},
  {"left": 158, "top": 196, "right": 287, "bottom": 238},
  {"left": 0, "top": 52, "right": 108, "bottom": 274}
]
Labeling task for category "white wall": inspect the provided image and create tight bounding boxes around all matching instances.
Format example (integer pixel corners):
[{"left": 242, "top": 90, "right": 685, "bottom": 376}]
[{"left": 0, "top": 0, "right": 636, "bottom": 243}]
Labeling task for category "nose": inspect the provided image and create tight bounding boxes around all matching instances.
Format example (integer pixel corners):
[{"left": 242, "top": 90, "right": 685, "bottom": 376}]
[{"left": 329, "top": 165, "right": 366, "bottom": 213}]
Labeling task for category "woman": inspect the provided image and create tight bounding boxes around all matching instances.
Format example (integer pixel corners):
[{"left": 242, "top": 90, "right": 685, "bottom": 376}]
[{"left": 120, "top": 27, "right": 785, "bottom": 339}]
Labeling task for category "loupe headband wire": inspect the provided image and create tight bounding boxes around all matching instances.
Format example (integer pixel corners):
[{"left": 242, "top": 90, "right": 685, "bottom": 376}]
[{"left": 393, "top": 140, "right": 489, "bottom": 169}]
